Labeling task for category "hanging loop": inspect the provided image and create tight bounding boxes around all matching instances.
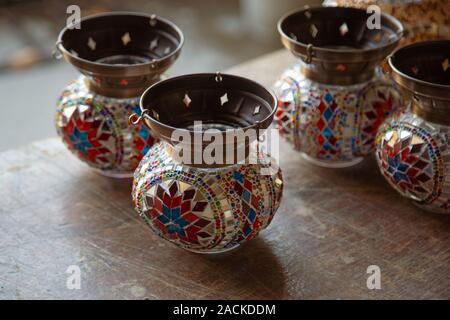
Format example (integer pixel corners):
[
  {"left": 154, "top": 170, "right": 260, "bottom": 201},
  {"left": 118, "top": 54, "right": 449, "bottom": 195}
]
[
  {"left": 52, "top": 41, "right": 63, "bottom": 60},
  {"left": 255, "top": 121, "right": 265, "bottom": 143},
  {"left": 149, "top": 14, "right": 158, "bottom": 26},
  {"left": 303, "top": 44, "right": 314, "bottom": 64},
  {"left": 129, "top": 109, "right": 149, "bottom": 126},
  {"left": 215, "top": 71, "right": 223, "bottom": 82}
]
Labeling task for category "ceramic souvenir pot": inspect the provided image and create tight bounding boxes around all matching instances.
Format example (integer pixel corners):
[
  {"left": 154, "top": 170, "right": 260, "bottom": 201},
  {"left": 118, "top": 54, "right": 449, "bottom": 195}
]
[
  {"left": 274, "top": 6, "right": 403, "bottom": 167},
  {"left": 131, "top": 73, "right": 283, "bottom": 253},
  {"left": 376, "top": 40, "right": 450, "bottom": 213},
  {"left": 54, "top": 12, "right": 183, "bottom": 177}
]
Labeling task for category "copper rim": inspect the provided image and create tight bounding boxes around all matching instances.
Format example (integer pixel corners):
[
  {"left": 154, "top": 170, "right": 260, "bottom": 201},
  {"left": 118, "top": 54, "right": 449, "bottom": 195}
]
[
  {"left": 389, "top": 40, "right": 450, "bottom": 125},
  {"left": 55, "top": 12, "right": 183, "bottom": 97},
  {"left": 388, "top": 40, "right": 450, "bottom": 100},
  {"left": 56, "top": 11, "right": 184, "bottom": 77},
  {"left": 278, "top": 5, "right": 403, "bottom": 63},
  {"left": 135, "top": 73, "right": 278, "bottom": 167},
  {"left": 139, "top": 72, "right": 277, "bottom": 141}
]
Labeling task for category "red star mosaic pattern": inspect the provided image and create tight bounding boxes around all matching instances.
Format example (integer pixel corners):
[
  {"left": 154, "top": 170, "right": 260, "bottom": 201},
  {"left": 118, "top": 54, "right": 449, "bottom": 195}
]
[
  {"left": 358, "top": 82, "right": 402, "bottom": 155},
  {"left": 59, "top": 104, "right": 116, "bottom": 168},
  {"left": 133, "top": 143, "right": 284, "bottom": 253},
  {"left": 378, "top": 130, "right": 434, "bottom": 200},
  {"left": 375, "top": 114, "right": 450, "bottom": 214},
  {"left": 56, "top": 78, "right": 158, "bottom": 176},
  {"left": 144, "top": 181, "right": 214, "bottom": 246}
]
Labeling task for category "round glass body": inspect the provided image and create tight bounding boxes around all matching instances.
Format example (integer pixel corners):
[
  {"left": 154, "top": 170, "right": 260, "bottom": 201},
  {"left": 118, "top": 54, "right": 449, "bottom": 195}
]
[
  {"left": 54, "top": 12, "right": 183, "bottom": 177},
  {"left": 56, "top": 77, "right": 157, "bottom": 177},
  {"left": 376, "top": 110, "right": 450, "bottom": 213},
  {"left": 132, "top": 143, "right": 283, "bottom": 253},
  {"left": 274, "top": 65, "right": 402, "bottom": 167}
]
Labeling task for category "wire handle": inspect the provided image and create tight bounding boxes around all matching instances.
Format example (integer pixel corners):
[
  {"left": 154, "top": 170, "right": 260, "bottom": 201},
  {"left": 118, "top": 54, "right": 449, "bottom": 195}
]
[
  {"left": 303, "top": 44, "right": 314, "bottom": 64},
  {"left": 215, "top": 71, "right": 223, "bottom": 82},
  {"left": 52, "top": 41, "right": 63, "bottom": 60},
  {"left": 129, "top": 109, "right": 150, "bottom": 126}
]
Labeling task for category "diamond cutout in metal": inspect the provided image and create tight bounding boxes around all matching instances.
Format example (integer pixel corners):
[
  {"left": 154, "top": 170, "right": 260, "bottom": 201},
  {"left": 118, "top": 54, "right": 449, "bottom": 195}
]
[
  {"left": 310, "top": 24, "right": 318, "bottom": 38},
  {"left": 442, "top": 58, "right": 449, "bottom": 72},
  {"left": 164, "top": 47, "right": 171, "bottom": 55},
  {"left": 220, "top": 93, "right": 229, "bottom": 106},
  {"left": 304, "top": 11, "right": 312, "bottom": 19},
  {"left": 150, "top": 37, "right": 159, "bottom": 51},
  {"left": 183, "top": 93, "right": 192, "bottom": 107},
  {"left": 121, "top": 32, "right": 131, "bottom": 46},
  {"left": 253, "top": 105, "right": 261, "bottom": 115},
  {"left": 289, "top": 32, "right": 297, "bottom": 41},
  {"left": 339, "top": 23, "right": 349, "bottom": 36},
  {"left": 373, "top": 33, "right": 382, "bottom": 43},
  {"left": 70, "top": 50, "right": 79, "bottom": 57},
  {"left": 152, "top": 110, "right": 160, "bottom": 120},
  {"left": 87, "top": 37, "right": 96, "bottom": 50}
]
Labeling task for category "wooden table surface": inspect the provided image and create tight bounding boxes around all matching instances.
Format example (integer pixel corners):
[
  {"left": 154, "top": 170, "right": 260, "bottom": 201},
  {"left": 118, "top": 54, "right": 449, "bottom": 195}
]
[{"left": 1, "top": 50, "right": 449, "bottom": 299}]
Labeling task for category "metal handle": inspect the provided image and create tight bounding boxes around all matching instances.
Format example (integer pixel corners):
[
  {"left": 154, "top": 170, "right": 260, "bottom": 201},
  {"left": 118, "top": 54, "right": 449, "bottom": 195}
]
[
  {"left": 255, "top": 120, "right": 265, "bottom": 143},
  {"left": 149, "top": 14, "right": 157, "bottom": 26},
  {"left": 302, "top": 44, "right": 314, "bottom": 64},
  {"left": 52, "top": 41, "right": 63, "bottom": 60},
  {"left": 129, "top": 109, "right": 149, "bottom": 126},
  {"left": 151, "top": 59, "right": 157, "bottom": 69},
  {"left": 215, "top": 71, "right": 223, "bottom": 82}
]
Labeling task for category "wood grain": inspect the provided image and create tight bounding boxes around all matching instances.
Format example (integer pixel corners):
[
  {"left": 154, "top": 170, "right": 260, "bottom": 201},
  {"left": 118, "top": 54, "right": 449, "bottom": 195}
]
[{"left": 0, "top": 50, "right": 449, "bottom": 299}]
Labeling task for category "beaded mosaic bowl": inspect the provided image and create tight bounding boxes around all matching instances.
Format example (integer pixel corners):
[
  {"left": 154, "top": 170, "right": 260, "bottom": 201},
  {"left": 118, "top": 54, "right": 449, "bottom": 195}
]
[
  {"left": 376, "top": 40, "right": 450, "bottom": 213},
  {"left": 274, "top": 6, "right": 403, "bottom": 167},
  {"left": 131, "top": 73, "right": 283, "bottom": 253},
  {"left": 54, "top": 12, "right": 183, "bottom": 177}
]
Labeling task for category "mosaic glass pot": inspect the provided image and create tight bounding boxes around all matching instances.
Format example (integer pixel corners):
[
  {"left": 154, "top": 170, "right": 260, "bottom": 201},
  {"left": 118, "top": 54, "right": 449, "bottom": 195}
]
[
  {"left": 54, "top": 12, "right": 183, "bottom": 177},
  {"left": 325, "top": 0, "right": 450, "bottom": 45},
  {"left": 274, "top": 6, "right": 403, "bottom": 167},
  {"left": 131, "top": 73, "right": 283, "bottom": 253},
  {"left": 376, "top": 40, "right": 450, "bottom": 213}
]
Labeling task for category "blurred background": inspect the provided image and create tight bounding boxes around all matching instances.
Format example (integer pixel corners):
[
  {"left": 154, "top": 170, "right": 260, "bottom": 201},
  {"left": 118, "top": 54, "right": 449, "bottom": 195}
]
[{"left": 0, "top": 0, "right": 320, "bottom": 152}]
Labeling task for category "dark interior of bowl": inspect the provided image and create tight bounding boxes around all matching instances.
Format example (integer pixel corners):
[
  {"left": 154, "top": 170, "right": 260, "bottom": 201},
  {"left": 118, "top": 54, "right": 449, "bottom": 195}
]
[
  {"left": 281, "top": 7, "right": 400, "bottom": 50},
  {"left": 391, "top": 41, "right": 450, "bottom": 86},
  {"left": 141, "top": 74, "right": 275, "bottom": 131},
  {"left": 61, "top": 13, "right": 182, "bottom": 65}
]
